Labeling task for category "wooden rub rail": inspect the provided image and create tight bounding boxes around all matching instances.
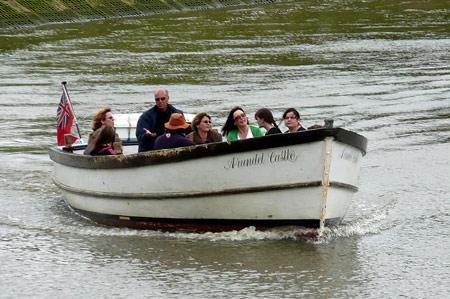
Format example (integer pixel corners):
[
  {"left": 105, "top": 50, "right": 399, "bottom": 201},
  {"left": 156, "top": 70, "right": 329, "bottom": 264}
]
[{"left": 0, "top": 0, "right": 287, "bottom": 29}]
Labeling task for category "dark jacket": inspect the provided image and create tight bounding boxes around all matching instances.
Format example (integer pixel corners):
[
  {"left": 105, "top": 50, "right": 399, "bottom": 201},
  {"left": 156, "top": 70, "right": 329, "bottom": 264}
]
[
  {"left": 284, "top": 126, "right": 306, "bottom": 133},
  {"left": 153, "top": 133, "right": 194, "bottom": 150},
  {"left": 136, "top": 104, "right": 183, "bottom": 152}
]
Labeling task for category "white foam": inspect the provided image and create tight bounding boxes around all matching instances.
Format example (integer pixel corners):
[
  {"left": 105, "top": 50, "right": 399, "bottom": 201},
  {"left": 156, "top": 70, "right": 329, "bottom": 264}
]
[
  {"left": 3, "top": 198, "right": 397, "bottom": 243},
  {"left": 315, "top": 198, "right": 398, "bottom": 243}
]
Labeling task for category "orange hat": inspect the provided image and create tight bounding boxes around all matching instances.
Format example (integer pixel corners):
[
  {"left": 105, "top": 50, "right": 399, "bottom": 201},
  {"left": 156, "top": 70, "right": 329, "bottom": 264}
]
[{"left": 165, "top": 113, "right": 189, "bottom": 130}]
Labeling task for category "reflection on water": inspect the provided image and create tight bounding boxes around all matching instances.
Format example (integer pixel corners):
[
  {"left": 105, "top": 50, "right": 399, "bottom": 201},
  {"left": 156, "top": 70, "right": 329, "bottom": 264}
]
[
  {"left": 1, "top": 207, "right": 363, "bottom": 297},
  {"left": 0, "top": 0, "right": 449, "bottom": 297}
]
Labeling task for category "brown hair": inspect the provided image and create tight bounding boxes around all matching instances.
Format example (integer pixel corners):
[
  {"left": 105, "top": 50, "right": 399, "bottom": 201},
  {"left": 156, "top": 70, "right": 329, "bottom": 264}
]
[
  {"left": 91, "top": 107, "right": 112, "bottom": 131},
  {"left": 191, "top": 112, "right": 211, "bottom": 132},
  {"left": 255, "top": 108, "right": 278, "bottom": 128},
  {"left": 92, "top": 125, "right": 116, "bottom": 149}
]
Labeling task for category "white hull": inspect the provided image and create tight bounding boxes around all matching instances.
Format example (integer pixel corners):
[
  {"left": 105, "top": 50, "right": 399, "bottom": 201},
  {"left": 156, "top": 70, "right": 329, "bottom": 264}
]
[{"left": 50, "top": 128, "right": 367, "bottom": 232}]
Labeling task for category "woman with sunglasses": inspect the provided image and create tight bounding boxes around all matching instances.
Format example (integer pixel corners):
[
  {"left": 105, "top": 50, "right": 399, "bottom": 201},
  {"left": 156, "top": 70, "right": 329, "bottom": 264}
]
[
  {"left": 84, "top": 107, "right": 122, "bottom": 155},
  {"left": 187, "top": 112, "right": 222, "bottom": 144},
  {"left": 221, "top": 106, "right": 264, "bottom": 141}
]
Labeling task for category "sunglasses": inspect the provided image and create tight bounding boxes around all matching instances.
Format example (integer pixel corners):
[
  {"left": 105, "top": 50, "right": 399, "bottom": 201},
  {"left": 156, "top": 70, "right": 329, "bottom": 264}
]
[
  {"left": 234, "top": 113, "right": 246, "bottom": 121},
  {"left": 155, "top": 97, "right": 166, "bottom": 102}
]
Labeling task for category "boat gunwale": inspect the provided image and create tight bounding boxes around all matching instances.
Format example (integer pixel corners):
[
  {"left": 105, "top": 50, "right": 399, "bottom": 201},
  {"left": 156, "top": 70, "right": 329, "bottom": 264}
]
[{"left": 49, "top": 127, "right": 367, "bottom": 169}]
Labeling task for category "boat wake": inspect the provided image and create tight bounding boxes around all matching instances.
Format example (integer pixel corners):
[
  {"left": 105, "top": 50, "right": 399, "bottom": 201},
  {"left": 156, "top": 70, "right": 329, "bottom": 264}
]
[
  {"left": 315, "top": 198, "right": 399, "bottom": 243},
  {"left": 1, "top": 199, "right": 397, "bottom": 243},
  {"left": 166, "top": 198, "right": 398, "bottom": 243}
]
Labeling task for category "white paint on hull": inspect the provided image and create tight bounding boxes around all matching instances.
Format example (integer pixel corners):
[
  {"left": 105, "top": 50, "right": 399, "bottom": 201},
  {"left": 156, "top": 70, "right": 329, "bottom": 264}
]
[{"left": 53, "top": 138, "right": 363, "bottom": 224}]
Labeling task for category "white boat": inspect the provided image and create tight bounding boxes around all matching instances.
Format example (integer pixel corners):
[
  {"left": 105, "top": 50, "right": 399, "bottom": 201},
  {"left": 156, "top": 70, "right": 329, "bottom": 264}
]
[{"left": 49, "top": 117, "right": 367, "bottom": 233}]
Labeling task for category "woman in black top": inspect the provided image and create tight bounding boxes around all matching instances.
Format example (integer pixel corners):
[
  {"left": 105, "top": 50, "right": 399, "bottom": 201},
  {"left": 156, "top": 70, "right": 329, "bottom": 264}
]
[
  {"left": 255, "top": 108, "right": 282, "bottom": 135},
  {"left": 282, "top": 108, "right": 306, "bottom": 133}
]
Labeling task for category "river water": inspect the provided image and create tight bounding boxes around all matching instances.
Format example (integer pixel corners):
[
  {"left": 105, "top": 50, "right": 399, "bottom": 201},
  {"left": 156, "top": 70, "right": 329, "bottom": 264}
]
[{"left": 0, "top": 0, "right": 449, "bottom": 297}]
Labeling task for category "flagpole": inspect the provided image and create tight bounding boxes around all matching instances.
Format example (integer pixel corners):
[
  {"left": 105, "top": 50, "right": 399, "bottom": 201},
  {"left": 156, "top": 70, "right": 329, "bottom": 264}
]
[{"left": 61, "top": 81, "right": 83, "bottom": 143}]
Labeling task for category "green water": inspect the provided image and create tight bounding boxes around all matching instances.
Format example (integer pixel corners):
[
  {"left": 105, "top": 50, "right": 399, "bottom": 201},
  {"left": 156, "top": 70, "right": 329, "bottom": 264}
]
[{"left": 1, "top": 1, "right": 449, "bottom": 297}]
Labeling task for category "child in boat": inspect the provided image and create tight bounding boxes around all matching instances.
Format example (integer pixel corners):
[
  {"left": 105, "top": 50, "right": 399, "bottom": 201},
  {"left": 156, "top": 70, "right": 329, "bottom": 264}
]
[{"left": 90, "top": 125, "right": 116, "bottom": 156}]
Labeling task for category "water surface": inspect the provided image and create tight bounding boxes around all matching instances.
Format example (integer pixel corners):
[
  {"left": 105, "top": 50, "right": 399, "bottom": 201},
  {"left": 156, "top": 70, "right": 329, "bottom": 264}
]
[{"left": 0, "top": 0, "right": 449, "bottom": 297}]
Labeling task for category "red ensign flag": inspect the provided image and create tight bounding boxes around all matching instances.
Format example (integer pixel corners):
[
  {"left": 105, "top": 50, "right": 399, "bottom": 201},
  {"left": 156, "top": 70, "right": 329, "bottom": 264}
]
[{"left": 57, "top": 91, "right": 77, "bottom": 146}]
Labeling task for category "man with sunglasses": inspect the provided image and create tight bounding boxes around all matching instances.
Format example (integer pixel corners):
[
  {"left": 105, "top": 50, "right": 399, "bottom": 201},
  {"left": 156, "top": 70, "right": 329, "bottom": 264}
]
[{"left": 136, "top": 88, "right": 184, "bottom": 152}]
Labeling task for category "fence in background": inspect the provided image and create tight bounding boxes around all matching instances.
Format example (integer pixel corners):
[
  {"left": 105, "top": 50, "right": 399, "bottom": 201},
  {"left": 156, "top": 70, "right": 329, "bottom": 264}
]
[{"left": 0, "top": 0, "right": 285, "bottom": 29}]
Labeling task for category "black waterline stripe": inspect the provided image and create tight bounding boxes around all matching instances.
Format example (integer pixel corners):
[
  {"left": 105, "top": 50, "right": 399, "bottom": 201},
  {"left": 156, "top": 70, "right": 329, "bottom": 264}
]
[{"left": 72, "top": 207, "right": 342, "bottom": 229}]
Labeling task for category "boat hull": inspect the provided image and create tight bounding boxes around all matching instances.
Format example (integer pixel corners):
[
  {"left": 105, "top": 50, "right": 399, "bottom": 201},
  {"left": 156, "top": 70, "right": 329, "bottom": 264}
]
[{"left": 49, "top": 128, "right": 367, "bottom": 232}]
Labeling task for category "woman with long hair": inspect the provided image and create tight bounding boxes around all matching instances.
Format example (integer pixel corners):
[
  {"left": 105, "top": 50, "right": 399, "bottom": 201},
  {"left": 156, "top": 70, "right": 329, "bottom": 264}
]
[
  {"left": 90, "top": 125, "right": 116, "bottom": 156},
  {"left": 255, "top": 108, "right": 282, "bottom": 135},
  {"left": 84, "top": 107, "right": 122, "bottom": 155},
  {"left": 221, "top": 106, "right": 263, "bottom": 141}
]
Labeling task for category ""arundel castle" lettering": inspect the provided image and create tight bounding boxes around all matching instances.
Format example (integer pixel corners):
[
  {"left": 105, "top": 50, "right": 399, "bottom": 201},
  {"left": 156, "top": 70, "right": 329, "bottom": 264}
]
[{"left": 224, "top": 149, "right": 298, "bottom": 170}]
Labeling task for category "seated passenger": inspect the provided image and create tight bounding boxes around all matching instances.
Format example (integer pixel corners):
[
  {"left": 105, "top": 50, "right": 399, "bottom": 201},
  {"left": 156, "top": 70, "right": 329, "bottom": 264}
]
[
  {"left": 187, "top": 112, "right": 222, "bottom": 144},
  {"left": 84, "top": 107, "right": 122, "bottom": 155},
  {"left": 135, "top": 88, "right": 184, "bottom": 152},
  {"left": 255, "top": 108, "right": 282, "bottom": 135},
  {"left": 153, "top": 113, "right": 195, "bottom": 150},
  {"left": 221, "top": 107, "right": 264, "bottom": 141},
  {"left": 283, "top": 108, "right": 306, "bottom": 133},
  {"left": 90, "top": 125, "right": 116, "bottom": 156}
]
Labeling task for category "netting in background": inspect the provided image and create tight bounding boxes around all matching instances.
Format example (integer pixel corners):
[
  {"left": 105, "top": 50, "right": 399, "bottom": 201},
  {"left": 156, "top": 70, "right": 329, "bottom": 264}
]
[{"left": 0, "top": 0, "right": 283, "bottom": 30}]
